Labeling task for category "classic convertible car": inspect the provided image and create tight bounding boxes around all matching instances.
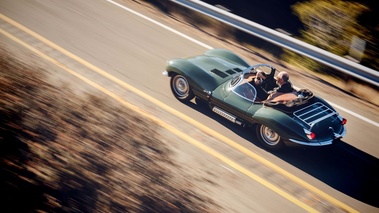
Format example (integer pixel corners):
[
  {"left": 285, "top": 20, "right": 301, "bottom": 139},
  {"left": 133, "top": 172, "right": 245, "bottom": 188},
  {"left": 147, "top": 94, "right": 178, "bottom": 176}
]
[{"left": 163, "top": 49, "right": 347, "bottom": 151}]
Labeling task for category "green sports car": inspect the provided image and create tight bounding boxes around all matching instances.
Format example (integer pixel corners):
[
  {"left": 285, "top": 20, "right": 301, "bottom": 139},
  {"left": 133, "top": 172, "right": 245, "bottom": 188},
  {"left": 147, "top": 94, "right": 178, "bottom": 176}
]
[{"left": 163, "top": 49, "right": 347, "bottom": 151}]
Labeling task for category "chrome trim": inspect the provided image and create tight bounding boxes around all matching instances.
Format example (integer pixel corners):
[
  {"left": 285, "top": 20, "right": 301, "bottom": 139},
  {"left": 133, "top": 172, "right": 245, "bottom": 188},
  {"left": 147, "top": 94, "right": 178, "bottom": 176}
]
[
  {"left": 162, "top": 70, "right": 169, "bottom": 76},
  {"left": 212, "top": 106, "right": 237, "bottom": 123},
  {"left": 336, "top": 125, "right": 347, "bottom": 138},
  {"left": 293, "top": 102, "right": 337, "bottom": 129},
  {"left": 289, "top": 126, "right": 346, "bottom": 146},
  {"left": 288, "top": 138, "right": 333, "bottom": 146}
]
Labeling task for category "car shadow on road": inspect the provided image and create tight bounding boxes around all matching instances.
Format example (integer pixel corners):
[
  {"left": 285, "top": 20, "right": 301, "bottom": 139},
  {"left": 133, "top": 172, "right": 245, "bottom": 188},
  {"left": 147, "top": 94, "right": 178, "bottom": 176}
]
[
  {"left": 275, "top": 142, "right": 379, "bottom": 208},
  {"left": 185, "top": 98, "right": 379, "bottom": 208}
]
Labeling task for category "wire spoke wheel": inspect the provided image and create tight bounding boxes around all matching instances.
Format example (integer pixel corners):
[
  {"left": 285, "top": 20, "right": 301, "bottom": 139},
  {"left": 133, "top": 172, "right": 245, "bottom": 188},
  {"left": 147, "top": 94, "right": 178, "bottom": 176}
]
[
  {"left": 170, "top": 75, "right": 194, "bottom": 102},
  {"left": 256, "top": 124, "right": 284, "bottom": 151}
]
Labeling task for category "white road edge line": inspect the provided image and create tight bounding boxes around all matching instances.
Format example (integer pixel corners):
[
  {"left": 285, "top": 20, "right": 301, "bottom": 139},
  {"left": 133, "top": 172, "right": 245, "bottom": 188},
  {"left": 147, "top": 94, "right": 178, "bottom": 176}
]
[
  {"left": 221, "top": 165, "right": 236, "bottom": 173},
  {"left": 106, "top": 0, "right": 379, "bottom": 128},
  {"left": 330, "top": 103, "right": 379, "bottom": 127},
  {"left": 106, "top": 0, "right": 213, "bottom": 50}
]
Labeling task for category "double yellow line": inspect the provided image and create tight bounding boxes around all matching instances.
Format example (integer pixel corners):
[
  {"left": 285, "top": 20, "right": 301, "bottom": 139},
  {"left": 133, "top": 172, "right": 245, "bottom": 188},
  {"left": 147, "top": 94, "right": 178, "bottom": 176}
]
[{"left": 0, "top": 13, "right": 358, "bottom": 213}]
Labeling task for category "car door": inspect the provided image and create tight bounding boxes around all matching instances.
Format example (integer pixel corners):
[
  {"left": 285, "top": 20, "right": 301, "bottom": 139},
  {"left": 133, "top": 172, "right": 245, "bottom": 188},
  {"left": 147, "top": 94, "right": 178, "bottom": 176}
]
[{"left": 211, "top": 81, "right": 255, "bottom": 121}]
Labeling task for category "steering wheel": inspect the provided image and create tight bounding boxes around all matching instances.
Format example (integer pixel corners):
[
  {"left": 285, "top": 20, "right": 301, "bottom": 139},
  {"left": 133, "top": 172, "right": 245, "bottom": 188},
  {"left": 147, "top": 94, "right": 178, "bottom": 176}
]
[{"left": 262, "top": 72, "right": 276, "bottom": 91}]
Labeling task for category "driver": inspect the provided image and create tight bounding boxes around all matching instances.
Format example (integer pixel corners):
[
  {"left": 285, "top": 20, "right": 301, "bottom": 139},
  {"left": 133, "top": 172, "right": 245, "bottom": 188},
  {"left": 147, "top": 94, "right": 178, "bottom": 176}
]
[
  {"left": 250, "top": 70, "right": 268, "bottom": 101},
  {"left": 269, "top": 71, "right": 294, "bottom": 94}
]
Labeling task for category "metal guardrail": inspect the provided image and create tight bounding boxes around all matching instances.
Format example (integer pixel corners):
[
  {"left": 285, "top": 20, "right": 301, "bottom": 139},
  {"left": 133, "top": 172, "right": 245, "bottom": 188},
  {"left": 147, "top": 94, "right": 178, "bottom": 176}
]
[{"left": 172, "top": 0, "right": 379, "bottom": 88}]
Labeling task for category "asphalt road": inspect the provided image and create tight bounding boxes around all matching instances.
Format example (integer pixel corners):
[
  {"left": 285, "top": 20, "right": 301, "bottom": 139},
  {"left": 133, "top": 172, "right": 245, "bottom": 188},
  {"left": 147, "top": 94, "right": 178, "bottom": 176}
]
[{"left": 1, "top": 0, "right": 378, "bottom": 212}]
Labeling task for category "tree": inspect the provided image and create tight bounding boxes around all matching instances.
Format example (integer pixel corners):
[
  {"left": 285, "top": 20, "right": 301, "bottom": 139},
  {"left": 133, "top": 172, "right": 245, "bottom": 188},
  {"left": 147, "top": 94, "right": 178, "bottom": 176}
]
[{"left": 292, "top": 0, "right": 369, "bottom": 57}]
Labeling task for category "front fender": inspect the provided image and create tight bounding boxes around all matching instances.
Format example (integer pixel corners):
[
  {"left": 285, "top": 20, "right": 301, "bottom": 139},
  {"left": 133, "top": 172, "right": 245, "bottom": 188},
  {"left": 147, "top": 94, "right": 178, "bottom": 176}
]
[{"left": 165, "top": 59, "right": 220, "bottom": 92}]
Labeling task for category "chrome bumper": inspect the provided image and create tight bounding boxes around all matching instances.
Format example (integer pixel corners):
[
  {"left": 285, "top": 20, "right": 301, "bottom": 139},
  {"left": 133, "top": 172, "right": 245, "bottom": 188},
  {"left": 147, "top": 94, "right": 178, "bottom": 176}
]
[{"left": 289, "top": 126, "right": 347, "bottom": 146}]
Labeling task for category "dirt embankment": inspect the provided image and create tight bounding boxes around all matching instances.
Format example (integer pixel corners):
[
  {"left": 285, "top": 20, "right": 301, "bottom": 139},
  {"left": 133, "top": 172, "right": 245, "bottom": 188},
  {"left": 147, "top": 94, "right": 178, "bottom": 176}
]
[{"left": 0, "top": 49, "right": 219, "bottom": 212}]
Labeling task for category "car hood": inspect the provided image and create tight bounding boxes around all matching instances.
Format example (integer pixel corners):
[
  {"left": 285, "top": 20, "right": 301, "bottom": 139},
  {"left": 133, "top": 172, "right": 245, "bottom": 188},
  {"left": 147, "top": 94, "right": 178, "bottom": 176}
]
[
  {"left": 167, "top": 54, "right": 248, "bottom": 92},
  {"left": 187, "top": 55, "right": 245, "bottom": 83}
]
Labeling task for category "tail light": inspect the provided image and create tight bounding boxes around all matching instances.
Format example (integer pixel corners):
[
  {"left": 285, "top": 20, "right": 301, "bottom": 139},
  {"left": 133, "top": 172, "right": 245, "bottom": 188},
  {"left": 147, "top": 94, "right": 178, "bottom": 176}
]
[
  {"left": 306, "top": 132, "right": 316, "bottom": 140},
  {"left": 341, "top": 118, "right": 347, "bottom": 125},
  {"left": 304, "top": 129, "right": 316, "bottom": 140}
]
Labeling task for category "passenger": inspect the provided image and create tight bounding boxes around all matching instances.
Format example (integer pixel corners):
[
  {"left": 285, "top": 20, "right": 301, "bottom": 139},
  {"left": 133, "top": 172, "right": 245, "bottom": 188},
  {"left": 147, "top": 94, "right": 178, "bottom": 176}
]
[
  {"left": 268, "top": 71, "right": 294, "bottom": 94},
  {"left": 250, "top": 70, "right": 268, "bottom": 101}
]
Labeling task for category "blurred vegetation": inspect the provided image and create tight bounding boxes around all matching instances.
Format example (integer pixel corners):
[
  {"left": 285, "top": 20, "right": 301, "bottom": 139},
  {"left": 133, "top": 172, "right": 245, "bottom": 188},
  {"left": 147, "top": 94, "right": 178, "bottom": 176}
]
[
  {"left": 0, "top": 49, "right": 218, "bottom": 212},
  {"left": 357, "top": 1, "right": 379, "bottom": 71},
  {"left": 293, "top": 0, "right": 369, "bottom": 56},
  {"left": 135, "top": 0, "right": 378, "bottom": 105},
  {"left": 140, "top": 0, "right": 378, "bottom": 77},
  {"left": 286, "top": 0, "right": 379, "bottom": 75}
]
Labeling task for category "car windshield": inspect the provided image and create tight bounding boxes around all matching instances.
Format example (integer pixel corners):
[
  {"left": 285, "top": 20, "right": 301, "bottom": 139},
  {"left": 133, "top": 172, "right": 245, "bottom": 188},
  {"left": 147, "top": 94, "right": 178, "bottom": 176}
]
[
  {"left": 230, "top": 66, "right": 253, "bottom": 88},
  {"left": 229, "top": 65, "right": 273, "bottom": 102},
  {"left": 230, "top": 67, "right": 258, "bottom": 102},
  {"left": 233, "top": 82, "right": 257, "bottom": 102}
]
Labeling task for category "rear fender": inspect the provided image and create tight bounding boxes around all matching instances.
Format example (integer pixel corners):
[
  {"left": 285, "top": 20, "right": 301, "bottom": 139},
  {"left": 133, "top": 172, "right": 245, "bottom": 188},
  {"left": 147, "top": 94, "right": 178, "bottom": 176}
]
[{"left": 252, "top": 107, "right": 308, "bottom": 141}]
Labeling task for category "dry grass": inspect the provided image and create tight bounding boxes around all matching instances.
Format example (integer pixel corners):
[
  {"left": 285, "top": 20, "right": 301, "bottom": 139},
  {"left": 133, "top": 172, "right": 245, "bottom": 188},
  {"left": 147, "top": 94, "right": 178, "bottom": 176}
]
[{"left": 0, "top": 50, "right": 218, "bottom": 212}]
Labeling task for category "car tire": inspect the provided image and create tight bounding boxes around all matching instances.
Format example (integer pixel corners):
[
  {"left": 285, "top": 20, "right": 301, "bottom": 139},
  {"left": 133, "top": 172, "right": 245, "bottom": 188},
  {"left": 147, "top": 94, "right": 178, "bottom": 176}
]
[
  {"left": 170, "top": 74, "right": 194, "bottom": 102},
  {"left": 256, "top": 124, "right": 285, "bottom": 151}
]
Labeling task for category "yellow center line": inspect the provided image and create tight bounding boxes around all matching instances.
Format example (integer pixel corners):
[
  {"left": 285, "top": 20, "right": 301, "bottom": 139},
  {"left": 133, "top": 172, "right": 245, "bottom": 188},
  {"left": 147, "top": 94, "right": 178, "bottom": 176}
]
[
  {"left": 0, "top": 27, "right": 318, "bottom": 213},
  {"left": 0, "top": 13, "right": 359, "bottom": 213}
]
